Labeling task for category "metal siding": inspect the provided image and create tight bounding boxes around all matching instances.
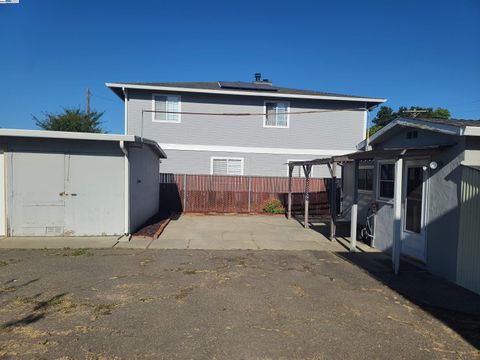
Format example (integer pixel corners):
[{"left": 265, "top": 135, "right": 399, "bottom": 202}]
[
  {"left": 63, "top": 153, "right": 124, "bottom": 236},
  {"left": 126, "top": 89, "right": 365, "bottom": 151},
  {"left": 9, "top": 152, "right": 66, "bottom": 236},
  {"left": 3, "top": 133, "right": 129, "bottom": 236},
  {"left": 0, "top": 152, "right": 5, "bottom": 236},
  {"left": 456, "top": 166, "right": 480, "bottom": 294},
  {"left": 129, "top": 144, "right": 160, "bottom": 232},
  {"left": 159, "top": 149, "right": 332, "bottom": 178}
]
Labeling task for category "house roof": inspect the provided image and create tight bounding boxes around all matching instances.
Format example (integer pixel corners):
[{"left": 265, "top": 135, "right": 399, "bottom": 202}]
[
  {"left": 106, "top": 81, "right": 386, "bottom": 107},
  {"left": 366, "top": 117, "right": 480, "bottom": 147},
  {"left": 0, "top": 129, "right": 167, "bottom": 158}
]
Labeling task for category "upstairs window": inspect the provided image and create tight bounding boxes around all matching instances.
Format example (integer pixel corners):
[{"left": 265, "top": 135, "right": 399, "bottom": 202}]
[
  {"left": 264, "top": 101, "right": 289, "bottom": 128},
  {"left": 152, "top": 94, "right": 181, "bottom": 123},
  {"left": 211, "top": 157, "right": 244, "bottom": 176},
  {"left": 357, "top": 167, "right": 373, "bottom": 191},
  {"left": 378, "top": 162, "right": 395, "bottom": 200}
]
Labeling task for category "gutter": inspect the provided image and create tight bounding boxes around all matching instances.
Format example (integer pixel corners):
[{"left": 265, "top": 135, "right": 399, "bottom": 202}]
[{"left": 119, "top": 141, "right": 130, "bottom": 235}]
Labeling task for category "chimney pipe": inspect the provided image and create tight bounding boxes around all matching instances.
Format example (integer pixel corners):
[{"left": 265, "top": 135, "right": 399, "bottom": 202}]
[{"left": 254, "top": 73, "right": 261, "bottom": 82}]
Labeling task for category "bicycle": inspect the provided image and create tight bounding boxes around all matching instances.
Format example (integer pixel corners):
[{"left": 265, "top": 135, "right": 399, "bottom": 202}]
[{"left": 360, "top": 206, "right": 375, "bottom": 246}]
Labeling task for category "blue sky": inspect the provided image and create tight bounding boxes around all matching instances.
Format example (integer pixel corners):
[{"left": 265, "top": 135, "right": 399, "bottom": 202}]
[{"left": 0, "top": 0, "right": 479, "bottom": 133}]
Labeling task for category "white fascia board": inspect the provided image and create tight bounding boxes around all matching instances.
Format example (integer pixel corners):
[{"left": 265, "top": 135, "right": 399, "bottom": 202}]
[
  {"left": 159, "top": 143, "right": 351, "bottom": 156},
  {"left": 0, "top": 128, "right": 137, "bottom": 142},
  {"left": 106, "top": 82, "right": 387, "bottom": 104},
  {"left": 463, "top": 126, "right": 480, "bottom": 136}
]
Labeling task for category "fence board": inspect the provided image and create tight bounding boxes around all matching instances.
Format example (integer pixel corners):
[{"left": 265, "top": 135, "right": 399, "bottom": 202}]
[{"left": 159, "top": 173, "right": 331, "bottom": 215}]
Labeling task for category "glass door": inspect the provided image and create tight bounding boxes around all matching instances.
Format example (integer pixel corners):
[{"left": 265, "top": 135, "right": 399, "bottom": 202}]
[{"left": 401, "top": 160, "right": 428, "bottom": 262}]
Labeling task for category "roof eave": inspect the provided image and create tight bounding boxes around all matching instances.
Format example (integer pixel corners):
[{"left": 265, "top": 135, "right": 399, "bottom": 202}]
[{"left": 105, "top": 82, "right": 386, "bottom": 105}]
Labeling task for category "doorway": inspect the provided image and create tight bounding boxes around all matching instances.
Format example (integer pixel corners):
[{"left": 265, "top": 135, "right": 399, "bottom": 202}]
[{"left": 401, "top": 159, "right": 429, "bottom": 262}]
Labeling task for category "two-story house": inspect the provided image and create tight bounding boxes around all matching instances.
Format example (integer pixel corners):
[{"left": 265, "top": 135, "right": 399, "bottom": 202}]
[{"left": 107, "top": 74, "right": 385, "bottom": 177}]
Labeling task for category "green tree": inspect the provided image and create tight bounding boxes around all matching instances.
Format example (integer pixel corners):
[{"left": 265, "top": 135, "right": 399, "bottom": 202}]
[
  {"left": 369, "top": 106, "right": 451, "bottom": 136},
  {"left": 33, "top": 108, "right": 105, "bottom": 133}
]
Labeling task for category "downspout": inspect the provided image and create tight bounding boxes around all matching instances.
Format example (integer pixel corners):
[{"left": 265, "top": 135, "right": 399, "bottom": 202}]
[
  {"left": 122, "top": 87, "right": 128, "bottom": 135},
  {"left": 119, "top": 141, "right": 130, "bottom": 236},
  {"left": 364, "top": 102, "right": 369, "bottom": 150}
]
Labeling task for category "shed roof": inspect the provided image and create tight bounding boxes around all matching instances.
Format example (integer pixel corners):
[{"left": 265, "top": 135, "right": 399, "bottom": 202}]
[
  {"left": 106, "top": 81, "right": 386, "bottom": 107},
  {"left": 0, "top": 129, "right": 167, "bottom": 158}
]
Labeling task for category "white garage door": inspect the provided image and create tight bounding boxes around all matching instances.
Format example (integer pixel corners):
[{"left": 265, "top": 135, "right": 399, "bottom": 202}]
[{"left": 9, "top": 152, "right": 124, "bottom": 236}]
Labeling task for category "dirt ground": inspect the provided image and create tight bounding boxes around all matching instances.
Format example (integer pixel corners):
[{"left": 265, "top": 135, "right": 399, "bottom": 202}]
[{"left": 0, "top": 248, "right": 478, "bottom": 359}]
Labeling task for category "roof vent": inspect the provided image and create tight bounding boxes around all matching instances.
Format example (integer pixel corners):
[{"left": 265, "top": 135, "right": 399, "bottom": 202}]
[{"left": 253, "top": 73, "right": 272, "bottom": 86}]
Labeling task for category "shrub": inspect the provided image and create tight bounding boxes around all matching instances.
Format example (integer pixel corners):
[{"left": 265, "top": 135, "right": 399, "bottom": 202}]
[{"left": 262, "top": 199, "right": 285, "bottom": 214}]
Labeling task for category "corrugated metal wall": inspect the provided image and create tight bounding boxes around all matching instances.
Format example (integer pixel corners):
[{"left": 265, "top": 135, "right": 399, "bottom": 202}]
[{"left": 456, "top": 165, "right": 480, "bottom": 295}]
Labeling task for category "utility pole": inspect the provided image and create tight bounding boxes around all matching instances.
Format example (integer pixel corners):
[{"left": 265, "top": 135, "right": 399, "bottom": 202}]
[
  {"left": 86, "top": 87, "right": 91, "bottom": 114},
  {"left": 403, "top": 108, "right": 428, "bottom": 118}
]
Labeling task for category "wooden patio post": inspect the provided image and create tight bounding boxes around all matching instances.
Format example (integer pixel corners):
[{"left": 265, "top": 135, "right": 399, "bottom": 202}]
[
  {"left": 287, "top": 165, "right": 293, "bottom": 219},
  {"left": 330, "top": 161, "right": 337, "bottom": 241},
  {"left": 303, "top": 164, "right": 312, "bottom": 229},
  {"left": 350, "top": 160, "right": 359, "bottom": 251},
  {"left": 392, "top": 157, "right": 404, "bottom": 275}
]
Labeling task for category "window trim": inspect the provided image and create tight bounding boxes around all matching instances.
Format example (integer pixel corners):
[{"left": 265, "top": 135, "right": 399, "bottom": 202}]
[
  {"left": 263, "top": 100, "right": 290, "bottom": 128},
  {"left": 210, "top": 157, "right": 244, "bottom": 176},
  {"left": 151, "top": 93, "right": 182, "bottom": 123},
  {"left": 357, "top": 165, "right": 374, "bottom": 193},
  {"left": 376, "top": 160, "right": 396, "bottom": 202}
]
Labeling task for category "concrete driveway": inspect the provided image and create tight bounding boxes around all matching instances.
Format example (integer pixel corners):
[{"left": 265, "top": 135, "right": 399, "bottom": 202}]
[{"left": 146, "top": 215, "right": 341, "bottom": 251}]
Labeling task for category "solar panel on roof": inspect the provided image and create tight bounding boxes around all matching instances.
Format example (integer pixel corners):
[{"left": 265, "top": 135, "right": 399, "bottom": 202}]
[{"left": 218, "top": 81, "right": 278, "bottom": 91}]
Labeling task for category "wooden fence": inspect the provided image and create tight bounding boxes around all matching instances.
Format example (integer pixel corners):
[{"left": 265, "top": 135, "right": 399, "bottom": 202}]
[{"left": 159, "top": 173, "right": 333, "bottom": 216}]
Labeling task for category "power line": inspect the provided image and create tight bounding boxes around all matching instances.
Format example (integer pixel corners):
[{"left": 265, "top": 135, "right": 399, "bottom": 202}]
[{"left": 141, "top": 107, "right": 367, "bottom": 117}]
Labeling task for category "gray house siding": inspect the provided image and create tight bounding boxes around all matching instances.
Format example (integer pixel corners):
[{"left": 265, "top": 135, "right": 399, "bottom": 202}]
[
  {"left": 425, "top": 140, "right": 464, "bottom": 282},
  {"left": 129, "top": 144, "right": 160, "bottom": 232},
  {"left": 160, "top": 149, "right": 332, "bottom": 178},
  {"left": 126, "top": 89, "right": 366, "bottom": 150},
  {"left": 125, "top": 89, "right": 367, "bottom": 176}
]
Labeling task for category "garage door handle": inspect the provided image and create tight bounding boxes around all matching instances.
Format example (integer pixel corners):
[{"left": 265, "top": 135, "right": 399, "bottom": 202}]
[{"left": 59, "top": 192, "right": 77, "bottom": 197}]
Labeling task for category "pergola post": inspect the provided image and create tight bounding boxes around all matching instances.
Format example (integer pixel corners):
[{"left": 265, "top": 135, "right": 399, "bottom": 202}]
[
  {"left": 303, "top": 164, "right": 312, "bottom": 229},
  {"left": 350, "top": 159, "right": 359, "bottom": 251},
  {"left": 330, "top": 161, "right": 337, "bottom": 241},
  {"left": 287, "top": 165, "right": 293, "bottom": 219},
  {"left": 392, "top": 157, "right": 404, "bottom": 274}
]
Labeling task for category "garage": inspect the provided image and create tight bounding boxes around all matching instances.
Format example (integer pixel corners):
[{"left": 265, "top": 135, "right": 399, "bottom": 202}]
[{"left": 0, "top": 129, "right": 166, "bottom": 237}]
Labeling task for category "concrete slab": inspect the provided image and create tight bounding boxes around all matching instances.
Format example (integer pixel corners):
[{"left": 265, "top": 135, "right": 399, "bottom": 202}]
[
  {"left": 151, "top": 215, "right": 345, "bottom": 251},
  {"left": 0, "top": 236, "right": 119, "bottom": 249}
]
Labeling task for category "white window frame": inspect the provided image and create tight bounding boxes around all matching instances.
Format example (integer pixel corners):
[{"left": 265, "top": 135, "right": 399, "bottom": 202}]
[
  {"left": 358, "top": 165, "right": 374, "bottom": 193},
  {"left": 210, "top": 157, "right": 244, "bottom": 176},
  {"left": 152, "top": 93, "right": 181, "bottom": 123},
  {"left": 377, "top": 160, "right": 396, "bottom": 202},
  {"left": 263, "top": 100, "right": 290, "bottom": 128}
]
